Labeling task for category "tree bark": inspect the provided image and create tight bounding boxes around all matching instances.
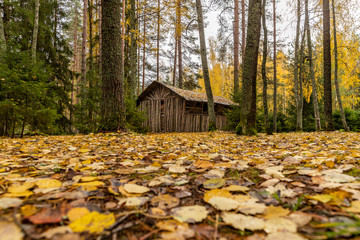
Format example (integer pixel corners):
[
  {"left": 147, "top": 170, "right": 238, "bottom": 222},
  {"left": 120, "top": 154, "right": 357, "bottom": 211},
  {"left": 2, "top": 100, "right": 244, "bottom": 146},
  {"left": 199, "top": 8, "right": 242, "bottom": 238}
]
[
  {"left": 272, "top": 0, "right": 277, "bottom": 133},
  {"left": 299, "top": 27, "right": 306, "bottom": 131},
  {"left": 71, "top": 4, "right": 79, "bottom": 130},
  {"left": 99, "top": 0, "right": 102, "bottom": 75},
  {"left": 173, "top": 31, "right": 178, "bottom": 87},
  {"left": 0, "top": 5, "right": 6, "bottom": 52},
  {"left": 195, "top": 0, "right": 216, "bottom": 131},
  {"left": 261, "top": 0, "right": 269, "bottom": 133},
  {"left": 142, "top": 0, "right": 146, "bottom": 92},
  {"left": 156, "top": 0, "right": 160, "bottom": 82},
  {"left": 121, "top": 0, "right": 126, "bottom": 94},
  {"left": 305, "top": 0, "right": 321, "bottom": 131},
  {"left": 129, "top": 0, "right": 137, "bottom": 100},
  {"left": 294, "top": 0, "right": 301, "bottom": 131},
  {"left": 81, "top": 0, "right": 88, "bottom": 87},
  {"left": 240, "top": 0, "right": 262, "bottom": 135},
  {"left": 241, "top": 0, "right": 246, "bottom": 63},
  {"left": 31, "top": 0, "right": 40, "bottom": 62},
  {"left": 101, "top": 0, "right": 125, "bottom": 131},
  {"left": 332, "top": 0, "right": 349, "bottom": 131},
  {"left": 323, "top": 0, "right": 333, "bottom": 130},
  {"left": 234, "top": 0, "right": 240, "bottom": 95},
  {"left": 177, "top": 0, "right": 183, "bottom": 89}
]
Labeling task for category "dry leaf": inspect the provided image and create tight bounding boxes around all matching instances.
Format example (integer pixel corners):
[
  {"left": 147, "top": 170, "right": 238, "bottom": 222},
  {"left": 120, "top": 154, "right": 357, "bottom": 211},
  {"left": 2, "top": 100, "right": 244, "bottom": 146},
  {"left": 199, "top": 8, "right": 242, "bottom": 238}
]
[
  {"left": 0, "top": 221, "right": 24, "bottom": 240},
  {"left": 222, "top": 212, "right": 265, "bottom": 231},
  {"left": 208, "top": 196, "right": 239, "bottom": 211},
  {"left": 171, "top": 206, "right": 208, "bottom": 223},
  {"left": 264, "top": 218, "right": 297, "bottom": 233},
  {"left": 124, "top": 183, "right": 150, "bottom": 194},
  {"left": 69, "top": 211, "right": 115, "bottom": 233}
]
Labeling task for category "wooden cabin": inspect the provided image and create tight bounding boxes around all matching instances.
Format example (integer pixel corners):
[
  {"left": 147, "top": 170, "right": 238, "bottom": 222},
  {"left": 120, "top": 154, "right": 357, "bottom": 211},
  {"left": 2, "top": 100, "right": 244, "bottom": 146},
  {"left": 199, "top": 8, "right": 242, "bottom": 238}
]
[{"left": 137, "top": 81, "right": 234, "bottom": 132}]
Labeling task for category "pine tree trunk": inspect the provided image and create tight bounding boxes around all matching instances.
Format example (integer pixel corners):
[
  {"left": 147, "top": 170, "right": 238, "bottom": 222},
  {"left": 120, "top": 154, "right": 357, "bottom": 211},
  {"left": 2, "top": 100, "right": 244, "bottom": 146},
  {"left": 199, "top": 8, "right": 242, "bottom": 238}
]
[
  {"left": 195, "top": 0, "right": 216, "bottom": 131},
  {"left": 71, "top": 5, "right": 79, "bottom": 130},
  {"left": 240, "top": 0, "right": 262, "bottom": 135},
  {"left": 173, "top": 31, "right": 178, "bottom": 87},
  {"left": 0, "top": 5, "right": 6, "bottom": 52},
  {"left": 177, "top": 0, "right": 183, "bottom": 89},
  {"left": 261, "top": 0, "right": 269, "bottom": 133},
  {"left": 299, "top": 28, "right": 306, "bottom": 131},
  {"left": 142, "top": 1, "right": 146, "bottom": 92},
  {"left": 129, "top": 0, "right": 137, "bottom": 99},
  {"left": 294, "top": 0, "right": 301, "bottom": 131},
  {"left": 323, "top": 0, "right": 333, "bottom": 130},
  {"left": 81, "top": 0, "right": 88, "bottom": 87},
  {"left": 241, "top": 0, "right": 246, "bottom": 63},
  {"left": 234, "top": 0, "right": 240, "bottom": 95},
  {"left": 121, "top": 0, "right": 126, "bottom": 93},
  {"left": 88, "top": 0, "right": 94, "bottom": 125},
  {"left": 332, "top": 0, "right": 349, "bottom": 131},
  {"left": 101, "top": 0, "right": 125, "bottom": 131},
  {"left": 156, "top": 0, "right": 160, "bottom": 82},
  {"left": 31, "top": 0, "right": 40, "bottom": 62},
  {"left": 99, "top": 0, "right": 102, "bottom": 74},
  {"left": 272, "top": 0, "right": 277, "bottom": 133},
  {"left": 305, "top": 0, "right": 321, "bottom": 131}
]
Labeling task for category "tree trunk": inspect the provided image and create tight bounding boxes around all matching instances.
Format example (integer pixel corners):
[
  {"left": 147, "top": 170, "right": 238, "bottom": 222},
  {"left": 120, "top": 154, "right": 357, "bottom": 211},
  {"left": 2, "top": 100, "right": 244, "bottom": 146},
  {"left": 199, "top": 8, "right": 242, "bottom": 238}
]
[
  {"left": 81, "top": 0, "right": 88, "bottom": 87},
  {"left": 305, "top": 0, "right": 321, "bottom": 131},
  {"left": 239, "top": 0, "right": 262, "bottom": 135},
  {"left": 261, "top": 0, "right": 269, "bottom": 133},
  {"left": 129, "top": 0, "right": 137, "bottom": 100},
  {"left": 272, "top": 0, "right": 277, "bottom": 133},
  {"left": 88, "top": 0, "right": 94, "bottom": 125},
  {"left": 299, "top": 27, "right": 306, "bottom": 131},
  {"left": 142, "top": 0, "right": 146, "bottom": 92},
  {"left": 156, "top": 0, "right": 160, "bottom": 82},
  {"left": 177, "top": 0, "right": 183, "bottom": 89},
  {"left": 0, "top": 5, "right": 6, "bottom": 52},
  {"left": 323, "top": 0, "right": 333, "bottom": 130},
  {"left": 195, "top": 0, "right": 216, "bottom": 131},
  {"left": 234, "top": 0, "right": 240, "bottom": 95},
  {"left": 31, "top": 0, "right": 40, "bottom": 62},
  {"left": 294, "top": 0, "right": 301, "bottom": 131},
  {"left": 173, "top": 31, "right": 178, "bottom": 87},
  {"left": 101, "top": 0, "right": 125, "bottom": 131},
  {"left": 241, "top": 0, "right": 246, "bottom": 63},
  {"left": 71, "top": 4, "right": 79, "bottom": 130},
  {"left": 121, "top": 0, "right": 126, "bottom": 94},
  {"left": 99, "top": 0, "right": 102, "bottom": 75},
  {"left": 332, "top": 0, "right": 349, "bottom": 131}
]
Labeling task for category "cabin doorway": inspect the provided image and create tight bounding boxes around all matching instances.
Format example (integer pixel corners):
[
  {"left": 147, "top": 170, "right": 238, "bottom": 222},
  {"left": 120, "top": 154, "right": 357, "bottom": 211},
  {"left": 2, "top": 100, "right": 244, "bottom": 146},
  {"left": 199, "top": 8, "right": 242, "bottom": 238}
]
[{"left": 160, "top": 100, "right": 165, "bottom": 132}]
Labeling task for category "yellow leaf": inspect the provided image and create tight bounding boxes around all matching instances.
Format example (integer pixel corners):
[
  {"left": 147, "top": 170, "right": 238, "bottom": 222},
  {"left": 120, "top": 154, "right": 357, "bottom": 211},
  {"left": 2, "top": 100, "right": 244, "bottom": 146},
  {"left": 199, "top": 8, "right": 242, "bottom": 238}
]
[
  {"left": 8, "top": 182, "right": 35, "bottom": 193},
  {"left": 204, "top": 189, "right": 232, "bottom": 203},
  {"left": 67, "top": 207, "right": 90, "bottom": 222},
  {"left": 73, "top": 181, "right": 105, "bottom": 191},
  {"left": 344, "top": 201, "right": 360, "bottom": 213},
  {"left": 263, "top": 206, "right": 290, "bottom": 219},
  {"left": 223, "top": 185, "right": 250, "bottom": 192},
  {"left": 69, "top": 212, "right": 115, "bottom": 234},
  {"left": 4, "top": 191, "right": 33, "bottom": 198},
  {"left": 82, "top": 159, "right": 92, "bottom": 165},
  {"left": 156, "top": 220, "right": 189, "bottom": 232},
  {"left": 326, "top": 161, "right": 335, "bottom": 168},
  {"left": 306, "top": 194, "right": 333, "bottom": 203},
  {"left": 79, "top": 149, "right": 91, "bottom": 153},
  {"left": 81, "top": 176, "right": 98, "bottom": 182},
  {"left": 36, "top": 179, "right": 62, "bottom": 189},
  {"left": 21, "top": 205, "right": 37, "bottom": 218}
]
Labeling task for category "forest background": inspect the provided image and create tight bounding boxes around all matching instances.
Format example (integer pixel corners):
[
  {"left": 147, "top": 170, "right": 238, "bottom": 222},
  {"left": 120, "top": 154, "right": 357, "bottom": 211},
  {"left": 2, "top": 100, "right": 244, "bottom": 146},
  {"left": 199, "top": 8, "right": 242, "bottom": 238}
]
[{"left": 0, "top": 0, "right": 360, "bottom": 136}]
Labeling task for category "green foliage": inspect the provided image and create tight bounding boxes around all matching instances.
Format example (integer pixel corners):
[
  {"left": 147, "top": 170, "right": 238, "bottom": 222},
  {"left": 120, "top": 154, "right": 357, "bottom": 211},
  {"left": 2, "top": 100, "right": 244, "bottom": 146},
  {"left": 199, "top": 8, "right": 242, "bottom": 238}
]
[
  {"left": 0, "top": 50, "right": 61, "bottom": 136},
  {"left": 333, "top": 109, "right": 360, "bottom": 131},
  {"left": 125, "top": 98, "right": 147, "bottom": 133}
]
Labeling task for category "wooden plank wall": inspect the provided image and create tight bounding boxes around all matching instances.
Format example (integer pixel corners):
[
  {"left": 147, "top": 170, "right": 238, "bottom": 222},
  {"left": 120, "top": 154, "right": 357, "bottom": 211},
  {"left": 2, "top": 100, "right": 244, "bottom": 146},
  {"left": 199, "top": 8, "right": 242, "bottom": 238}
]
[{"left": 139, "top": 89, "right": 228, "bottom": 132}]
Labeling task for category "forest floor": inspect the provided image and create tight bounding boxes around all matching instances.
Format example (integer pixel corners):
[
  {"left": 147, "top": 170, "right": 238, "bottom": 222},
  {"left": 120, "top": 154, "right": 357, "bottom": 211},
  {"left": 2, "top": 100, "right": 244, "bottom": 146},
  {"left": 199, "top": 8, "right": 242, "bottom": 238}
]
[{"left": 1, "top": 132, "right": 360, "bottom": 240}]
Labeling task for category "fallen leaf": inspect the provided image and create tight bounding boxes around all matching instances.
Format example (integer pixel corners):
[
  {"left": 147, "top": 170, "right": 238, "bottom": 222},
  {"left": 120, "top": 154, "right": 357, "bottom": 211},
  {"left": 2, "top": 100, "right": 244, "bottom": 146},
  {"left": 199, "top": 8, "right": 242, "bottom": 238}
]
[
  {"left": 222, "top": 212, "right": 265, "bottom": 231},
  {"left": 263, "top": 206, "right": 290, "bottom": 219},
  {"left": 124, "top": 183, "right": 150, "bottom": 194},
  {"left": 21, "top": 204, "right": 37, "bottom": 218},
  {"left": 67, "top": 207, "right": 90, "bottom": 222},
  {"left": 118, "top": 197, "right": 149, "bottom": 207},
  {"left": 40, "top": 226, "right": 73, "bottom": 239},
  {"left": 69, "top": 211, "right": 115, "bottom": 233},
  {"left": 151, "top": 194, "right": 180, "bottom": 210},
  {"left": 36, "top": 179, "right": 62, "bottom": 189},
  {"left": 223, "top": 185, "right": 250, "bottom": 192},
  {"left": 0, "top": 221, "right": 24, "bottom": 240},
  {"left": 264, "top": 218, "right": 297, "bottom": 233},
  {"left": 203, "top": 189, "right": 232, "bottom": 202},
  {"left": 171, "top": 205, "right": 208, "bottom": 223},
  {"left": 203, "top": 178, "right": 226, "bottom": 189},
  {"left": 208, "top": 196, "right": 239, "bottom": 211},
  {"left": 265, "top": 231, "right": 307, "bottom": 240},
  {"left": 0, "top": 198, "right": 23, "bottom": 209}
]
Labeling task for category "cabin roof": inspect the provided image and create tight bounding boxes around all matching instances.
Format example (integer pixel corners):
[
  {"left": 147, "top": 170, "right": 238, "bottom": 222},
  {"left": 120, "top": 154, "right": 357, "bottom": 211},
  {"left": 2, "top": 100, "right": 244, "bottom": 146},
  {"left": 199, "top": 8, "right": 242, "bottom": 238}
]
[{"left": 137, "top": 81, "right": 235, "bottom": 106}]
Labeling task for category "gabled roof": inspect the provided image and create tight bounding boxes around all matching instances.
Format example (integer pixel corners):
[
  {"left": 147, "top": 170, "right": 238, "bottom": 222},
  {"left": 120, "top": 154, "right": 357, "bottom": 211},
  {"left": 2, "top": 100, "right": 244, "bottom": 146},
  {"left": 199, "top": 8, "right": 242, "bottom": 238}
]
[{"left": 137, "top": 81, "right": 235, "bottom": 106}]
